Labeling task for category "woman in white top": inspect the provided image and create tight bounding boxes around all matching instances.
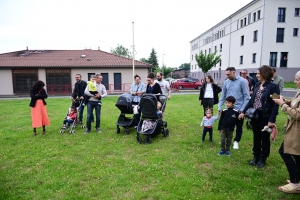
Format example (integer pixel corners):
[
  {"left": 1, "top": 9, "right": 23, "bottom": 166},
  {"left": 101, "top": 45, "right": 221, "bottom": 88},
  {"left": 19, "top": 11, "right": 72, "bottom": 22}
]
[{"left": 199, "top": 75, "right": 222, "bottom": 116}]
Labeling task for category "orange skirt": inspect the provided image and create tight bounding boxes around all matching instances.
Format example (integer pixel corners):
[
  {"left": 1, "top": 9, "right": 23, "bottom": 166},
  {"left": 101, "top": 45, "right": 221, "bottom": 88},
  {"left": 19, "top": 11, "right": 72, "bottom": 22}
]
[{"left": 31, "top": 100, "right": 50, "bottom": 128}]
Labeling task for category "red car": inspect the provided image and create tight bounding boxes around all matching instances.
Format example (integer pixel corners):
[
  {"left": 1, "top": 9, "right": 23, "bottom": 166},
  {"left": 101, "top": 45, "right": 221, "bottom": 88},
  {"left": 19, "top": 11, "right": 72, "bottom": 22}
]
[{"left": 175, "top": 79, "right": 202, "bottom": 90}]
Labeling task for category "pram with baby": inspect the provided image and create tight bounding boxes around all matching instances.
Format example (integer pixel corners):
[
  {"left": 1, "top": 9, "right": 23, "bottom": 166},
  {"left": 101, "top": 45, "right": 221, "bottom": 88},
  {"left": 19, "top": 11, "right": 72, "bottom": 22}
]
[
  {"left": 115, "top": 93, "right": 140, "bottom": 134},
  {"left": 136, "top": 94, "right": 169, "bottom": 144},
  {"left": 59, "top": 99, "right": 85, "bottom": 134}
]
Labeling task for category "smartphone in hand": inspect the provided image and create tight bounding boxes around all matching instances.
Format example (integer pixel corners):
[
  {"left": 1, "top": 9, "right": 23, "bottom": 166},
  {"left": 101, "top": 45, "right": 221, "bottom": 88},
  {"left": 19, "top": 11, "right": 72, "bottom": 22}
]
[{"left": 270, "top": 93, "right": 280, "bottom": 99}]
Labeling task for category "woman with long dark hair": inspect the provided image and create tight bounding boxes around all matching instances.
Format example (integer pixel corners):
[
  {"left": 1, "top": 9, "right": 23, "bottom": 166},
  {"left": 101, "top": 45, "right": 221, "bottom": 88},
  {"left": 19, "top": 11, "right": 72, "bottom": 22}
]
[
  {"left": 239, "top": 65, "right": 280, "bottom": 168},
  {"left": 29, "top": 80, "right": 50, "bottom": 136},
  {"left": 199, "top": 75, "right": 222, "bottom": 116},
  {"left": 146, "top": 72, "right": 162, "bottom": 98}
]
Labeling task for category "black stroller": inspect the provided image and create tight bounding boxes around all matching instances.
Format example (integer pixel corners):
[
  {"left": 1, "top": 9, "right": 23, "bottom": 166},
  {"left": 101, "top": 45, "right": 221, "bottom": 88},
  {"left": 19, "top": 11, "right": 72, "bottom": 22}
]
[
  {"left": 115, "top": 93, "right": 140, "bottom": 134},
  {"left": 136, "top": 94, "right": 169, "bottom": 144}
]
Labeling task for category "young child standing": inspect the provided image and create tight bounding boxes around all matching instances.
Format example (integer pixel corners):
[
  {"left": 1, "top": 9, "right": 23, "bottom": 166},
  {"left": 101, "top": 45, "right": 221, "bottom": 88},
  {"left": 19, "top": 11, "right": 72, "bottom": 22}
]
[
  {"left": 83, "top": 75, "right": 102, "bottom": 106},
  {"left": 62, "top": 106, "right": 77, "bottom": 128},
  {"left": 200, "top": 108, "right": 219, "bottom": 142},
  {"left": 157, "top": 101, "right": 163, "bottom": 116},
  {"left": 218, "top": 96, "right": 239, "bottom": 156}
]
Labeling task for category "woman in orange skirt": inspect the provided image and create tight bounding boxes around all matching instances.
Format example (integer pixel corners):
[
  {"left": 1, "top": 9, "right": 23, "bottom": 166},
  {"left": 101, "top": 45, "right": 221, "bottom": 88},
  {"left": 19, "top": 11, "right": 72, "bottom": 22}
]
[{"left": 29, "top": 80, "right": 50, "bottom": 136}]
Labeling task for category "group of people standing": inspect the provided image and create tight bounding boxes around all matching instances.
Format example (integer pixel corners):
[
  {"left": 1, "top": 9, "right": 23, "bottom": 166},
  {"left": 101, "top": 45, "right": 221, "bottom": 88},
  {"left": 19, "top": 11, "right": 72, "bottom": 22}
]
[
  {"left": 29, "top": 66, "right": 300, "bottom": 193},
  {"left": 199, "top": 65, "right": 300, "bottom": 193}
]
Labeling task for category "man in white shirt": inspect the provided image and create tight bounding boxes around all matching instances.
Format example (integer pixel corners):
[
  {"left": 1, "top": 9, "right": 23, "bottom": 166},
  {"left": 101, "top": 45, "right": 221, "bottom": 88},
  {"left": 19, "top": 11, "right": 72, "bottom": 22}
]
[
  {"left": 83, "top": 74, "right": 107, "bottom": 134},
  {"left": 156, "top": 72, "right": 171, "bottom": 121}
]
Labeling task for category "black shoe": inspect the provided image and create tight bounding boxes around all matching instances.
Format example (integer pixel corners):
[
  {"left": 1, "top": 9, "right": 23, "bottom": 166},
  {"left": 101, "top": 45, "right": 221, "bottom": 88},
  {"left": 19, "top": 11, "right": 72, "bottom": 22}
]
[
  {"left": 249, "top": 157, "right": 259, "bottom": 165},
  {"left": 256, "top": 159, "right": 266, "bottom": 168}
]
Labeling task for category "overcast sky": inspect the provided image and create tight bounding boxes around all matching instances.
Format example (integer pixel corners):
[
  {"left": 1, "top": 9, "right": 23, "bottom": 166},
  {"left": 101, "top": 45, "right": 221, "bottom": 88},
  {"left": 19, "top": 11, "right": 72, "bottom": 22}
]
[{"left": 0, "top": 0, "right": 252, "bottom": 67}]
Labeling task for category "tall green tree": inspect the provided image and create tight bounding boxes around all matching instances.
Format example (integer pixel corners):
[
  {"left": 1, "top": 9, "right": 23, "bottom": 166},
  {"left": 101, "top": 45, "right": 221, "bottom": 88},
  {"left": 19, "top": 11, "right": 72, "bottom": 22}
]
[
  {"left": 154, "top": 66, "right": 173, "bottom": 77},
  {"left": 195, "top": 50, "right": 221, "bottom": 75},
  {"left": 140, "top": 58, "right": 148, "bottom": 63},
  {"left": 148, "top": 48, "right": 159, "bottom": 71},
  {"left": 178, "top": 63, "right": 190, "bottom": 70},
  {"left": 110, "top": 44, "right": 132, "bottom": 59}
]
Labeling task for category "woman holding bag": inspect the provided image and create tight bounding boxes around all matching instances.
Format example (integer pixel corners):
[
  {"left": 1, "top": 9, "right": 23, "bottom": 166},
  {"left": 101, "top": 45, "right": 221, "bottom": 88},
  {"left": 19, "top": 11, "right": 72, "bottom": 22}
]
[
  {"left": 273, "top": 71, "right": 300, "bottom": 193},
  {"left": 238, "top": 65, "right": 280, "bottom": 168}
]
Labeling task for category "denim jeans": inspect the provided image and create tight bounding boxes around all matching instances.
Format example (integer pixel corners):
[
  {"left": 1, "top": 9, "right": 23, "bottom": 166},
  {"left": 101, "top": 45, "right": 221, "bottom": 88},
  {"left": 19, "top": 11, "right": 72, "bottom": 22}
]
[
  {"left": 78, "top": 104, "right": 84, "bottom": 123},
  {"left": 86, "top": 101, "right": 101, "bottom": 131},
  {"left": 63, "top": 119, "right": 74, "bottom": 127}
]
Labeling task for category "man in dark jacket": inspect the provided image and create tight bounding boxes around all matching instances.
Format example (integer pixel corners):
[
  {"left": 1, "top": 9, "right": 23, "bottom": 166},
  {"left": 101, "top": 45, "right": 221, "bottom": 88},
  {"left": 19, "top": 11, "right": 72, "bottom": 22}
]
[
  {"left": 241, "top": 69, "right": 256, "bottom": 96},
  {"left": 71, "top": 74, "right": 87, "bottom": 124}
]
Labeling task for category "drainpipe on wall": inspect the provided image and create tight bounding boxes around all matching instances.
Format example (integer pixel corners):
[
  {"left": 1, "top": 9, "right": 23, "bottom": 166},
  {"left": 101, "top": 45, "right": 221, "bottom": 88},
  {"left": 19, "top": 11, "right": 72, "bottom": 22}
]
[
  {"left": 259, "top": 0, "right": 266, "bottom": 67},
  {"left": 228, "top": 17, "right": 232, "bottom": 68}
]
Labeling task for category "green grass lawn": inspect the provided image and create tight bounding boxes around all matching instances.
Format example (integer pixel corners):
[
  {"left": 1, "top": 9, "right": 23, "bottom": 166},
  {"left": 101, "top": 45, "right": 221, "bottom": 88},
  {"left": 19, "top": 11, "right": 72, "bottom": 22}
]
[
  {"left": 284, "top": 82, "right": 297, "bottom": 89},
  {"left": 0, "top": 95, "right": 299, "bottom": 199}
]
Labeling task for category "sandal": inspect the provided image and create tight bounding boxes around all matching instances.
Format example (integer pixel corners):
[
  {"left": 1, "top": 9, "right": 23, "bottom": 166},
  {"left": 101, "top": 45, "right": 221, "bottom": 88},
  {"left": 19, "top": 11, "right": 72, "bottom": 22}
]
[{"left": 278, "top": 183, "right": 300, "bottom": 194}]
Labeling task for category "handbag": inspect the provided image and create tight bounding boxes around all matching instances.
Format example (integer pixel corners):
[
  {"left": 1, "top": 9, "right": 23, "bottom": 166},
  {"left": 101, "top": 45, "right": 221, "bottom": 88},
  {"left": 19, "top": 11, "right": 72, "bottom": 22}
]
[{"left": 244, "top": 107, "right": 258, "bottom": 119}]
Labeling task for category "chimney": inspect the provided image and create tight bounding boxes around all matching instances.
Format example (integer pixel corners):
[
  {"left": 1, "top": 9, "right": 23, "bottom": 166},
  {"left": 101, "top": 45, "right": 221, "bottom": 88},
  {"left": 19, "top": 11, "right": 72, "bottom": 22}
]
[
  {"left": 98, "top": 46, "right": 100, "bottom": 50},
  {"left": 26, "top": 46, "right": 28, "bottom": 50}
]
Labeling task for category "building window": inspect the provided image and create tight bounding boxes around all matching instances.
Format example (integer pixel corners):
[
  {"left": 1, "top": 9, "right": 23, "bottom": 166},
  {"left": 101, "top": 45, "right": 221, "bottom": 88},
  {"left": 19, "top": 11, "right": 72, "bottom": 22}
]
[
  {"left": 12, "top": 69, "right": 38, "bottom": 93},
  {"left": 205, "top": 50, "right": 207, "bottom": 56},
  {"left": 240, "top": 20, "right": 243, "bottom": 28},
  {"left": 244, "top": 18, "right": 247, "bottom": 26},
  {"left": 253, "top": 12, "right": 256, "bottom": 22},
  {"left": 114, "top": 73, "right": 122, "bottom": 90},
  {"left": 293, "top": 28, "right": 299, "bottom": 36},
  {"left": 295, "top": 8, "right": 299, "bottom": 16},
  {"left": 46, "top": 69, "right": 72, "bottom": 94},
  {"left": 240, "top": 56, "right": 243, "bottom": 64},
  {"left": 220, "top": 44, "right": 222, "bottom": 52},
  {"left": 258, "top": 10, "right": 261, "bottom": 19},
  {"left": 276, "top": 28, "right": 285, "bottom": 42},
  {"left": 269, "top": 52, "right": 277, "bottom": 67},
  {"left": 280, "top": 52, "right": 288, "bottom": 67},
  {"left": 219, "top": 59, "right": 222, "bottom": 67},
  {"left": 209, "top": 48, "right": 211, "bottom": 54},
  {"left": 192, "top": 55, "right": 193, "bottom": 60},
  {"left": 215, "top": 46, "right": 217, "bottom": 52},
  {"left": 252, "top": 53, "right": 256, "bottom": 63},
  {"left": 241, "top": 35, "right": 244, "bottom": 46},
  {"left": 253, "top": 30, "right": 258, "bottom": 42},
  {"left": 278, "top": 8, "right": 286, "bottom": 22}
]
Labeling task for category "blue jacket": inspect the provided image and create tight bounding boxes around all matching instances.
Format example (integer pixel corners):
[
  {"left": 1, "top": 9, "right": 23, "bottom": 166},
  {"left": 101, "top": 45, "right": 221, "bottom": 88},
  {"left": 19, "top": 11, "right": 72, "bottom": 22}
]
[{"left": 242, "top": 81, "right": 280, "bottom": 123}]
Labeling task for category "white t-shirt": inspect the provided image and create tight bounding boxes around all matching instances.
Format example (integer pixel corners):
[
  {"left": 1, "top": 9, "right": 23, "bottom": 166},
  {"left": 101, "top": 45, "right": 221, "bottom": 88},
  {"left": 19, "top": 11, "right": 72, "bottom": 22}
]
[
  {"left": 204, "top": 83, "right": 213, "bottom": 98},
  {"left": 155, "top": 80, "right": 170, "bottom": 99}
]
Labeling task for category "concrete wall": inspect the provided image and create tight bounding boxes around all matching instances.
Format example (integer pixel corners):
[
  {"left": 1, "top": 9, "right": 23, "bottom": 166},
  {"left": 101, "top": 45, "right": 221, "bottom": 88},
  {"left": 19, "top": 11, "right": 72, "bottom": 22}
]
[{"left": 0, "top": 69, "right": 13, "bottom": 95}]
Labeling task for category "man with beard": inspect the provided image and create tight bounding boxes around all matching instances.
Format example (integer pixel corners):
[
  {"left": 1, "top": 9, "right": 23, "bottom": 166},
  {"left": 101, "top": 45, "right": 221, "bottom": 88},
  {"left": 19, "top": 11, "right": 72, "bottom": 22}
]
[
  {"left": 156, "top": 72, "right": 171, "bottom": 121},
  {"left": 71, "top": 74, "right": 87, "bottom": 124}
]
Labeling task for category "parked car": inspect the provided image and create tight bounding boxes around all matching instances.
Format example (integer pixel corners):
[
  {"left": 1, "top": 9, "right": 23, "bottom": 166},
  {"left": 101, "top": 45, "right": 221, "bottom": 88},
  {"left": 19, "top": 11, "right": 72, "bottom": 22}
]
[
  {"left": 165, "top": 78, "right": 174, "bottom": 82},
  {"left": 184, "top": 78, "right": 199, "bottom": 82},
  {"left": 175, "top": 79, "right": 202, "bottom": 90}
]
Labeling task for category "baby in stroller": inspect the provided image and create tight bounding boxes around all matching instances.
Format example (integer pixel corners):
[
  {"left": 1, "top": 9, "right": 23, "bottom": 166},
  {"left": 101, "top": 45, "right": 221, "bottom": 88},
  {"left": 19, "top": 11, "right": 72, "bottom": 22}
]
[
  {"left": 136, "top": 94, "right": 169, "bottom": 144},
  {"left": 62, "top": 106, "right": 77, "bottom": 129}
]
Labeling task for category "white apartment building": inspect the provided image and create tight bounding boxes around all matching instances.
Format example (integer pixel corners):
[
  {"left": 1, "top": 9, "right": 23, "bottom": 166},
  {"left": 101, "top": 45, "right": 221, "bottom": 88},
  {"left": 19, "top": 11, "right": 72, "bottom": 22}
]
[{"left": 190, "top": 0, "right": 300, "bottom": 84}]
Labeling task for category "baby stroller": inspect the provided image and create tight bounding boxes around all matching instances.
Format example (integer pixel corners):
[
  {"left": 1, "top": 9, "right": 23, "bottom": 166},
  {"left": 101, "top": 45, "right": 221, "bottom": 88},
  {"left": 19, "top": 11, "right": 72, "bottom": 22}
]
[
  {"left": 115, "top": 93, "right": 140, "bottom": 134},
  {"left": 136, "top": 94, "right": 169, "bottom": 144},
  {"left": 59, "top": 99, "right": 85, "bottom": 134}
]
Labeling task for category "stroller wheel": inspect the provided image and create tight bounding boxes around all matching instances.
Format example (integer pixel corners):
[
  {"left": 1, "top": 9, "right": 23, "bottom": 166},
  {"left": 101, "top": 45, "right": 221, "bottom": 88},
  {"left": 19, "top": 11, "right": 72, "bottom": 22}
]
[
  {"left": 125, "top": 128, "right": 129, "bottom": 135},
  {"left": 60, "top": 130, "right": 63, "bottom": 134},
  {"left": 136, "top": 135, "right": 142, "bottom": 144},
  {"left": 145, "top": 137, "right": 152, "bottom": 144},
  {"left": 117, "top": 127, "right": 120, "bottom": 134},
  {"left": 70, "top": 130, "right": 75, "bottom": 134},
  {"left": 163, "top": 129, "right": 169, "bottom": 137}
]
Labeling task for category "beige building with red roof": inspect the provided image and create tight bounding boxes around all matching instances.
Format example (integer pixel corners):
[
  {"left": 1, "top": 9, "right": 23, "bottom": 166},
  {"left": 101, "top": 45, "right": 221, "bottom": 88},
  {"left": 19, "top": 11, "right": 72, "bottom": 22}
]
[{"left": 0, "top": 49, "right": 152, "bottom": 96}]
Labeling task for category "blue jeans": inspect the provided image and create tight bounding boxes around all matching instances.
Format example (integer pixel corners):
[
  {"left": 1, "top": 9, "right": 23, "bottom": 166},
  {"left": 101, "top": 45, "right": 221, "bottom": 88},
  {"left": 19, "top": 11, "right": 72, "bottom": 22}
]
[
  {"left": 78, "top": 105, "right": 84, "bottom": 122},
  {"left": 86, "top": 101, "right": 101, "bottom": 131},
  {"left": 63, "top": 119, "right": 74, "bottom": 127}
]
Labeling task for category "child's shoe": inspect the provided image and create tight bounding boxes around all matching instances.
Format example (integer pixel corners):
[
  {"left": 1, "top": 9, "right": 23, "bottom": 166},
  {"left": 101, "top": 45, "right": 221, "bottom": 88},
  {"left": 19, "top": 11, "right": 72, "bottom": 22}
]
[
  {"left": 225, "top": 151, "right": 231, "bottom": 156},
  {"left": 218, "top": 150, "right": 225, "bottom": 155},
  {"left": 62, "top": 125, "right": 67, "bottom": 129},
  {"left": 261, "top": 126, "right": 272, "bottom": 133}
]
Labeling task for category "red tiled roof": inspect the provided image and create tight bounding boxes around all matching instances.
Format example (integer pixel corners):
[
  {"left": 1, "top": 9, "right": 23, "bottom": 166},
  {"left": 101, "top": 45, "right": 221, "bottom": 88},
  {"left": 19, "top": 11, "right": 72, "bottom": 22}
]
[{"left": 0, "top": 49, "right": 152, "bottom": 68}]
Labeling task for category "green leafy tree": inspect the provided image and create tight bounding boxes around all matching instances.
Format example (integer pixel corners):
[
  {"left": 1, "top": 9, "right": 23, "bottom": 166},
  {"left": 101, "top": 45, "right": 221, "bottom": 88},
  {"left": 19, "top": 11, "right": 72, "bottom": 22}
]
[
  {"left": 140, "top": 58, "right": 148, "bottom": 63},
  {"left": 178, "top": 63, "right": 190, "bottom": 70},
  {"left": 154, "top": 66, "right": 173, "bottom": 77},
  {"left": 110, "top": 44, "right": 132, "bottom": 59},
  {"left": 148, "top": 48, "right": 159, "bottom": 71},
  {"left": 195, "top": 50, "right": 221, "bottom": 75}
]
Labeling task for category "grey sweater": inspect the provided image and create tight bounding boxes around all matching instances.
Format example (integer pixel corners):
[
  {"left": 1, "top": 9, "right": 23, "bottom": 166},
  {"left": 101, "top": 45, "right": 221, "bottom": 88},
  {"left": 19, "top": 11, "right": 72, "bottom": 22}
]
[{"left": 84, "top": 83, "right": 107, "bottom": 101}]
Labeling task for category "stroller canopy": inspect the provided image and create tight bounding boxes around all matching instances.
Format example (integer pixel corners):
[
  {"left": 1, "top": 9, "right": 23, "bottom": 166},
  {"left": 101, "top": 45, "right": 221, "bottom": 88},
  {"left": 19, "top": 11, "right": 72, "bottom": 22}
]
[{"left": 139, "top": 94, "right": 158, "bottom": 119}]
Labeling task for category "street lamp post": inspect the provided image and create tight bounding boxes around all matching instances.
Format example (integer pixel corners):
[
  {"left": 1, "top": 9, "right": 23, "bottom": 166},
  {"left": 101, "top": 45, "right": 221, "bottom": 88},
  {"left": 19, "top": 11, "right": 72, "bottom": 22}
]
[
  {"left": 132, "top": 22, "right": 135, "bottom": 82},
  {"left": 162, "top": 54, "right": 166, "bottom": 76}
]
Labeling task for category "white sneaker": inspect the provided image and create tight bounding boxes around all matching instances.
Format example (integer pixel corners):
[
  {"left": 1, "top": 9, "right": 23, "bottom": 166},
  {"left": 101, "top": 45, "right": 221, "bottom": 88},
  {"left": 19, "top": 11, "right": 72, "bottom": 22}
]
[{"left": 233, "top": 141, "right": 239, "bottom": 149}]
